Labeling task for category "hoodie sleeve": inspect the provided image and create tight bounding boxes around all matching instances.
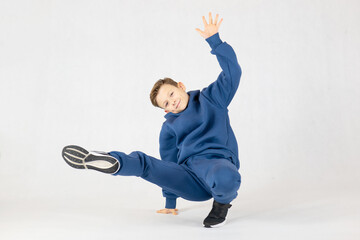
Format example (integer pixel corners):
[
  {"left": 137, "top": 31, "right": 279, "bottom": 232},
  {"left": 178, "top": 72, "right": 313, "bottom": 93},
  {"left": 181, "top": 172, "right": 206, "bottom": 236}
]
[
  {"left": 159, "top": 123, "right": 179, "bottom": 208},
  {"left": 159, "top": 123, "right": 178, "bottom": 164},
  {"left": 201, "top": 32, "right": 242, "bottom": 108},
  {"left": 162, "top": 190, "right": 177, "bottom": 209}
]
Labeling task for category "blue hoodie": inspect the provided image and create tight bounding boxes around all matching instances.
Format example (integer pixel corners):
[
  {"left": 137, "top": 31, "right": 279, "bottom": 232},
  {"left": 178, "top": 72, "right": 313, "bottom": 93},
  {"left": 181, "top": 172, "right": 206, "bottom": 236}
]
[{"left": 159, "top": 33, "right": 242, "bottom": 208}]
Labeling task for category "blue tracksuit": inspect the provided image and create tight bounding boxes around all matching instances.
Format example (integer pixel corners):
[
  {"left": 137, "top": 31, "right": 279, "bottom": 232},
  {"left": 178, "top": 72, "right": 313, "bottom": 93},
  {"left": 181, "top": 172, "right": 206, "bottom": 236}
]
[{"left": 110, "top": 33, "right": 242, "bottom": 209}]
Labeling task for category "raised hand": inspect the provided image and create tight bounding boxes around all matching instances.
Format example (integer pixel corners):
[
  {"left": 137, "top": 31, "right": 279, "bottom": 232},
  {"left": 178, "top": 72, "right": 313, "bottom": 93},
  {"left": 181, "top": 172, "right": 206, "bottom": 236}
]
[
  {"left": 156, "top": 208, "right": 179, "bottom": 215},
  {"left": 195, "top": 12, "right": 223, "bottom": 39}
]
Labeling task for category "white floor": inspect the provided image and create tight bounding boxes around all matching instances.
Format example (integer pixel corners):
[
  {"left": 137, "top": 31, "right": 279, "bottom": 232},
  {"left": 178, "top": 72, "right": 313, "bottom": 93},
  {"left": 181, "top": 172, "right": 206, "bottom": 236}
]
[{"left": 1, "top": 186, "right": 359, "bottom": 240}]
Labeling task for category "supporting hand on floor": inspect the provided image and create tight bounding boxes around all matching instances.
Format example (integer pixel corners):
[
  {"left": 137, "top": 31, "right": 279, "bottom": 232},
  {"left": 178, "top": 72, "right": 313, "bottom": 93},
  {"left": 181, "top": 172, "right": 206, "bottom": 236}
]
[{"left": 156, "top": 208, "right": 179, "bottom": 215}]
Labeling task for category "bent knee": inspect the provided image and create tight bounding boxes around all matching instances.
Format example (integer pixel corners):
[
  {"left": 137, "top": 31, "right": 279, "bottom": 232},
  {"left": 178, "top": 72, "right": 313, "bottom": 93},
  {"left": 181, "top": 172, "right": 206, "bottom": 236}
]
[{"left": 207, "top": 164, "right": 241, "bottom": 191}]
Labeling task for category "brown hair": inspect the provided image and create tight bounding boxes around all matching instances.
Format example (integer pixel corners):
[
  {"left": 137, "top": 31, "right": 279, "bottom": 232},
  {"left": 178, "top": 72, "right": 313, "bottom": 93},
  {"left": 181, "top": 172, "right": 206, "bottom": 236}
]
[{"left": 150, "top": 77, "right": 178, "bottom": 108}]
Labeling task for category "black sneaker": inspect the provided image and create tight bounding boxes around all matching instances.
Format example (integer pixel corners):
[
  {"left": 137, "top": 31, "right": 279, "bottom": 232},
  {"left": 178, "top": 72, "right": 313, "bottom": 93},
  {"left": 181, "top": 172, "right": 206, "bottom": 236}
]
[
  {"left": 62, "top": 145, "right": 120, "bottom": 174},
  {"left": 203, "top": 200, "right": 232, "bottom": 228}
]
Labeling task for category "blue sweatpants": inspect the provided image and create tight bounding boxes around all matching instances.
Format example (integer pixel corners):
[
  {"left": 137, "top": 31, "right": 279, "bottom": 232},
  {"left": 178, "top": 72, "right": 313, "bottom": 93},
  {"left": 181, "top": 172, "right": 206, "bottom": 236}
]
[{"left": 108, "top": 151, "right": 241, "bottom": 205}]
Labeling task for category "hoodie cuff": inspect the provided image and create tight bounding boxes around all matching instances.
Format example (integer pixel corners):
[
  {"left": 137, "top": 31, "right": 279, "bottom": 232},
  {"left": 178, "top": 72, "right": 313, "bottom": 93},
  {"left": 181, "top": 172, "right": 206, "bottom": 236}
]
[
  {"left": 165, "top": 198, "right": 177, "bottom": 209},
  {"left": 206, "top": 32, "right": 223, "bottom": 50}
]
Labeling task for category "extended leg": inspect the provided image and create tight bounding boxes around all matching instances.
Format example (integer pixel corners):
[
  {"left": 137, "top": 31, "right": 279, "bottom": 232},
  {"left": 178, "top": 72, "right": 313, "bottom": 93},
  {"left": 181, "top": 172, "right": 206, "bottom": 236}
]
[{"left": 109, "top": 151, "right": 212, "bottom": 202}]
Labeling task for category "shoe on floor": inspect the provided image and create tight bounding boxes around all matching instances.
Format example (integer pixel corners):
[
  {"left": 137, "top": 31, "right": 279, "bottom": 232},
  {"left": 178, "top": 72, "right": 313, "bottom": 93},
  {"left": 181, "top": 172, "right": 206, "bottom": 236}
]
[
  {"left": 62, "top": 145, "right": 120, "bottom": 174},
  {"left": 203, "top": 200, "right": 232, "bottom": 228}
]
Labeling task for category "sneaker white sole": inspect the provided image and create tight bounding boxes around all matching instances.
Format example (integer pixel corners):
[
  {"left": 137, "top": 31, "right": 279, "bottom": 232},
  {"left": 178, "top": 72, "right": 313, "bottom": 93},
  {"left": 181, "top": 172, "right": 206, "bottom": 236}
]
[
  {"left": 204, "top": 219, "right": 227, "bottom": 228},
  {"left": 62, "top": 145, "right": 120, "bottom": 174}
]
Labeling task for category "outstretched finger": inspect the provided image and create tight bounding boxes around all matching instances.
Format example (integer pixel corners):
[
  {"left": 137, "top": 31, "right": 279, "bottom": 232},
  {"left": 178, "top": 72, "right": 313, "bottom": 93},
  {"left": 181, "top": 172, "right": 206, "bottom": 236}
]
[
  {"left": 202, "top": 16, "right": 208, "bottom": 26},
  {"left": 195, "top": 28, "right": 204, "bottom": 35},
  {"left": 217, "top": 18, "right": 223, "bottom": 28},
  {"left": 209, "top": 12, "right": 213, "bottom": 24},
  {"left": 214, "top": 14, "right": 219, "bottom": 25}
]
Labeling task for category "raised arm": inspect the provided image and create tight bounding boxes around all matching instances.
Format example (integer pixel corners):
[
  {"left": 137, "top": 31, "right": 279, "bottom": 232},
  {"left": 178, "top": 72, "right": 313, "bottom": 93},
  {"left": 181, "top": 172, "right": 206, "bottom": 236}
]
[{"left": 196, "top": 13, "right": 242, "bottom": 108}]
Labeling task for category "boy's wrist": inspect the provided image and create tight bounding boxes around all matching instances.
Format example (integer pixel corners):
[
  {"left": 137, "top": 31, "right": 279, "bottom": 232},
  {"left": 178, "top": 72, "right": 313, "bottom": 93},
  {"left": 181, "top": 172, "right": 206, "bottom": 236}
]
[
  {"left": 165, "top": 197, "right": 177, "bottom": 209},
  {"left": 206, "top": 32, "right": 222, "bottom": 49}
]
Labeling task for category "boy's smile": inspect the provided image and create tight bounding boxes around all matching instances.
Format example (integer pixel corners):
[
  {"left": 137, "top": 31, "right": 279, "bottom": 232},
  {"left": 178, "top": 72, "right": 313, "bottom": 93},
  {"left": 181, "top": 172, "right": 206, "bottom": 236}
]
[{"left": 156, "top": 82, "right": 190, "bottom": 114}]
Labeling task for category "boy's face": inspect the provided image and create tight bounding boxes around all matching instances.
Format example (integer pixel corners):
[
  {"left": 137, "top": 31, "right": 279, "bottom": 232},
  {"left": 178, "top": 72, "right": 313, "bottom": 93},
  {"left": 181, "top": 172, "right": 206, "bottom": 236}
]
[{"left": 156, "top": 83, "right": 190, "bottom": 114}]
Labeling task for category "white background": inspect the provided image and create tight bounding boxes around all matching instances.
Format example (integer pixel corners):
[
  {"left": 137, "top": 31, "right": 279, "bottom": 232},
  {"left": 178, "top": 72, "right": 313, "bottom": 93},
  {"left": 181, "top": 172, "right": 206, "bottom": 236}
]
[{"left": 0, "top": 0, "right": 359, "bottom": 239}]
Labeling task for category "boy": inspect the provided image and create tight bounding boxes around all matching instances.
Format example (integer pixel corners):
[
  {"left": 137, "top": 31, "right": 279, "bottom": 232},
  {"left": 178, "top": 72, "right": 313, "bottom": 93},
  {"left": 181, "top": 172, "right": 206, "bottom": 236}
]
[{"left": 62, "top": 12, "right": 242, "bottom": 228}]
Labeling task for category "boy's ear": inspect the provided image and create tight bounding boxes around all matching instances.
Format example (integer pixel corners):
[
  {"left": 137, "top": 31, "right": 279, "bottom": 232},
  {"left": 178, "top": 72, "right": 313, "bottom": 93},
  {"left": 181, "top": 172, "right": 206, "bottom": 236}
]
[{"left": 178, "top": 82, "right": 186, "bottom": 91}]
